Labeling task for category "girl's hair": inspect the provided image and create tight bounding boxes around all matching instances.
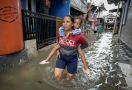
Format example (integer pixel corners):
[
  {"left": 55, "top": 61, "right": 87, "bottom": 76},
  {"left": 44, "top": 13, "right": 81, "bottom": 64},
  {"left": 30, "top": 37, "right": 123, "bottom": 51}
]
[
  {"left": 64, "top": 15, "right": 74, "bottom": 23},
  {"left": 74, "top": 16, "right": 82, "bottom": 25}
]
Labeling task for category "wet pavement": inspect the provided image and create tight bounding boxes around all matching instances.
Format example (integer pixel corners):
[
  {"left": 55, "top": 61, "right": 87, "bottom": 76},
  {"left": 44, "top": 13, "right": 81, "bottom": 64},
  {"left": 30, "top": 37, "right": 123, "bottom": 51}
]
[{"left": 0, "top": 32, "right": 132, "bottom": 90}]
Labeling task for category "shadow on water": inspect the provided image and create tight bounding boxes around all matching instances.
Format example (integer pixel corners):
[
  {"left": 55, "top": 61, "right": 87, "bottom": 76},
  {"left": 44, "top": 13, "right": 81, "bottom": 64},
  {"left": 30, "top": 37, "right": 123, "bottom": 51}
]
[{"left": 0, "top": 32, "right": 132, "bottom": 90}]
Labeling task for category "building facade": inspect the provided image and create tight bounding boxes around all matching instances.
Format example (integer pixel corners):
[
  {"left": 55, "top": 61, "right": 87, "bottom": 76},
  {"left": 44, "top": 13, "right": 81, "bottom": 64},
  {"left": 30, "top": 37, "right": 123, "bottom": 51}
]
[
  {"left": 119, "top": 0, "right": 132, "bottom": 50},
  {"left": 0, "top": 0, "right": 88, "bottom": 55},
  {"left": 104, "top": 14, "right": 116, "bottom": 30}
]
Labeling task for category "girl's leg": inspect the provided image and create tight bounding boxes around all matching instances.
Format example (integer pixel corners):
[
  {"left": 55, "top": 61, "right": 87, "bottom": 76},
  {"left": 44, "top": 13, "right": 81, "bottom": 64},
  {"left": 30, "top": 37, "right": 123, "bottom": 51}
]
[{"left": 54, "top": 68, "right": 64, "bottom": 80}]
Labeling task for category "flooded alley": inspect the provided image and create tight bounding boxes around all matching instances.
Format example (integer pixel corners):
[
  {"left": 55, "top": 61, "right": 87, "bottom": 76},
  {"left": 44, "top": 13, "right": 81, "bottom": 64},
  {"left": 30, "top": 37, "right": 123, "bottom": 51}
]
[
  {"left": 1, "top": 0, "right": 132, "bottom": 90},
  {"left": 0, "top": 32, "right": 132, "bottom": 90}
]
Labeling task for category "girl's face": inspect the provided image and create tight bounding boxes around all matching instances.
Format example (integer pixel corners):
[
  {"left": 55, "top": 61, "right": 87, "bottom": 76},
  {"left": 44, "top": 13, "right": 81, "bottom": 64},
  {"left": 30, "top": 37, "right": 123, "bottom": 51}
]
[
  {"left": 74, "top": 19, "right": 81, "bottom": 29},
  {"left": 62, "top": 16, "right": 73, "bottom": 31}
]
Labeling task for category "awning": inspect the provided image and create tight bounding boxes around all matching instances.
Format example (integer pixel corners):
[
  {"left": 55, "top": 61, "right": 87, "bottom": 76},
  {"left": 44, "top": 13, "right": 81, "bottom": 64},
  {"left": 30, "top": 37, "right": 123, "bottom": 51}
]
[
  {"left": 107, "top": 0, "right": 126, "bottom": 5},
  {"left": 71, "top": 5, "right": 86, "bottom": 13},
  {"left": 109, "top": 8, "right": 122, "bottom": 12},
  {"left": 71, "top": 0, "right": 87, "bottom": 13}
]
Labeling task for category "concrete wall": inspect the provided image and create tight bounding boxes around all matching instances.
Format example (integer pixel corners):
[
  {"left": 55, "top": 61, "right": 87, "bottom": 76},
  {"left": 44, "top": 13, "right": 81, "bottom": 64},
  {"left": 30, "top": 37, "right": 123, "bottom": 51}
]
[
  {"left": 120, "top": 0, "right": 132, "bottom": 50},
  {"left": 0, "top": 39, "right": 38, "bottom": 72},
  {"left": 0, "top": 49, "right": 27, "bottom": 72}
]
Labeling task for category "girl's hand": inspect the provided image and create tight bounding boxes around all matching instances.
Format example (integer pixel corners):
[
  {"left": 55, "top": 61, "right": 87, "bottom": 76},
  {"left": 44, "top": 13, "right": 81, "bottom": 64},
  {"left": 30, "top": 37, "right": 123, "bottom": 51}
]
[
  {"left": 39, "top": 60, "right": 49, "bottom": 64},
  {"left": 66, "top": 32, "right": 72, "bottom": 38},
  {"left": 83, "top": 68, "right": 90, "bottom": 75}
]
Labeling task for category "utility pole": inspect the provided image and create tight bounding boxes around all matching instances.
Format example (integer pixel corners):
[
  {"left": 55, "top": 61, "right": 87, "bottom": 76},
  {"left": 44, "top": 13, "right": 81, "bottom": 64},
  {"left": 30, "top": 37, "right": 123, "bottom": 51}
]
[{"left": 113, "top": 2, "right": 120, "bottom": 35}]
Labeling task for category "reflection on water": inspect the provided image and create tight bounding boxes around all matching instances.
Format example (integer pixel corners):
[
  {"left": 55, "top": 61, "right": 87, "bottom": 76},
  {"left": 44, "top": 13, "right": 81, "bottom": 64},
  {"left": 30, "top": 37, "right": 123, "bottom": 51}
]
[{"left": 0, "top": 32, "right": 132, "bottom": 90}]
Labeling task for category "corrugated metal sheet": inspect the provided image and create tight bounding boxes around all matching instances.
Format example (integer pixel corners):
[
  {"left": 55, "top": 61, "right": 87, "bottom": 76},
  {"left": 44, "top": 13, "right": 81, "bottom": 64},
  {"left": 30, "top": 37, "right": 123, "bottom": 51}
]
[{"left": 71, "top": 0, "right": 87, "bottom": 13}]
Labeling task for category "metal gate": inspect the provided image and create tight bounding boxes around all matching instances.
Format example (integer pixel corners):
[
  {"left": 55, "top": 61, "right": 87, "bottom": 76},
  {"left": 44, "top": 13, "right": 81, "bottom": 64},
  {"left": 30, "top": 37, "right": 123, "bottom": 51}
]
[{"left": 22, "top": 10, "right": 57, "bottom": 49}]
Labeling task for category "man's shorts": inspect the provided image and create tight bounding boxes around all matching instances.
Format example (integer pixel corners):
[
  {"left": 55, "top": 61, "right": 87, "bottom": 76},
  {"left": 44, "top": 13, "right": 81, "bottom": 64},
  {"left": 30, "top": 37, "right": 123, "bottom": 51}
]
[{"left": 55, "top": 54, "right": 78, "bottom": 74}]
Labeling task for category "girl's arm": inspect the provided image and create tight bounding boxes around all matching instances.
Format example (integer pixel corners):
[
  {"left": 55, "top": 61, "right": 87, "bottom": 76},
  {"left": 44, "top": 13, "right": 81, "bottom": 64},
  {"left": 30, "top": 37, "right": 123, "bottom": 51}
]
[
  {"left": 78, "top": 48, "right": 90, "bottom": 74},
  {"left": 65, "top": 29, "right": 82, "bottom": 39},
  {"left": 72, "top": 28, "right": 81, "bottom": 35},
  {"left": 59, "top": 26, "right": 64, "bottom": 37},
  {"left": 40, "top": 44, "right": 60, "bottom": 64}
]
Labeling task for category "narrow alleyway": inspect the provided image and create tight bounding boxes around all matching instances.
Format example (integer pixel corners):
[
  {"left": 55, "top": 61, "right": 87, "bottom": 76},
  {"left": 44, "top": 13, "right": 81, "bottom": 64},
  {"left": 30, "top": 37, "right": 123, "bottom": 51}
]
[{"left": 0, "top": 32, "right": 132, "bottom": 90}]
